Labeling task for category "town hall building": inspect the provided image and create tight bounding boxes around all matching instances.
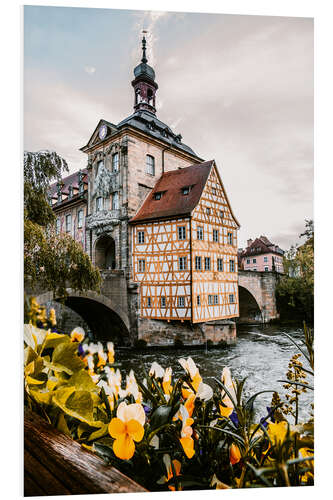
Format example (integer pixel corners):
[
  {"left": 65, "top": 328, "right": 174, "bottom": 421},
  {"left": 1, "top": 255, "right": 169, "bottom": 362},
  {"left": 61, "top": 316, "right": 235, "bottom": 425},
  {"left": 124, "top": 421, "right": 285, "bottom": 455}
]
[{"left": 49, "top": 35, "right": 240, "bottom": 345}]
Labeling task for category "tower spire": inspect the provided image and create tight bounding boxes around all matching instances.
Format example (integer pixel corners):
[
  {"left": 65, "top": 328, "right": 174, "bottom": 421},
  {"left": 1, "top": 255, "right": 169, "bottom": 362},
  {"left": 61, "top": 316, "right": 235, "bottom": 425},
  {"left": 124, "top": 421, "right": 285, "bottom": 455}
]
[
  {"left": 141, "top": 31, "right": 148, "bottom": 64},
  {"left": 132, "top": 31, "right": 158, "bottom": 115}
]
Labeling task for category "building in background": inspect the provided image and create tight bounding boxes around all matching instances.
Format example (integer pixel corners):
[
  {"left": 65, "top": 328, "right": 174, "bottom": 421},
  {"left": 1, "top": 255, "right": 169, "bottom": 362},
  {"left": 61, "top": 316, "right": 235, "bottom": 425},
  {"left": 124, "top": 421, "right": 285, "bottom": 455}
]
[
  {"left": 47, "top": 35, "right": 240, "bottom": 344},
  {"left": 239, "top": 236, "right": 284, "bottom": 273}
]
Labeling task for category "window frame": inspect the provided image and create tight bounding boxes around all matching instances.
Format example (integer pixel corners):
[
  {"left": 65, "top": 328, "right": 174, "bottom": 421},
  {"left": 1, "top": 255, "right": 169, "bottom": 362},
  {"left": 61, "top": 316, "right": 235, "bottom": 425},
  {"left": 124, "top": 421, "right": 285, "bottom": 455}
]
[
  {"left": 161, "top": 296, "right": 166, "bottom": 308},
  {"left": 138, "top": 259, "right": 145, "bottom": 272},
  {"left": 178, "top": 296, "right": 185, "bottom": 308},
  {"left": 217, "top": 258, "right": 223, "bottom": 271},
  {"left": 205, "top": 257, "right": 211, "bottom": 271},
  {"left": 229, "top": 294, "right": 235, "bottom": 304},
  {"left": 65, "top": 214, "right": 72, "bottom": 233},
  {"left": 195, "top": 256, "right": 202, "bottom": 271},
  {"left": 197, "top": 226, "right": 203, "bottom": 240},
  {"left": 137, "top": 230, "right": 145, "bottom": 244},
  {"left": 179, "top": 256, "right": 187, "bottom": 271},
  {"left": 227, "top": 232, "right": 233, "bottom": 245},
  {"left": 77, "top": 209, "right": 83, "bottom": 228},
  {"left": 146, "top": 154, "right": 155, "bottom": 176},
  {"left": 178, "top": 226, "right": 186, "bottom": 240},
  {"left": 112, "top": 152, "right": 119, "bottom": 172},
  {"left": 96, "top": 196, "right": 103, "bottom": 212},
  {"left": 112, "top": 192, "right": 119, "bottom": 210},
  {"left": 213, "top": 229, "right": 219, "bottom": 242},
  {"left": 229, "top": 259, "right": 235, "bottom": 273},
  {"left": 56, "top": 217, "right": 61, "bottom": 234}
]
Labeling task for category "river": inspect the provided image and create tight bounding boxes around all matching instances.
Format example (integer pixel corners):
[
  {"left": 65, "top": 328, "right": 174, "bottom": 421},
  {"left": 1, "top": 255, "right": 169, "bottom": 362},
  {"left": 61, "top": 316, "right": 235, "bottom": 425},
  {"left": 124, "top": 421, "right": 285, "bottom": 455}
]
[{"left": 116, "top": 324, "right": 313, "bottom": 422}]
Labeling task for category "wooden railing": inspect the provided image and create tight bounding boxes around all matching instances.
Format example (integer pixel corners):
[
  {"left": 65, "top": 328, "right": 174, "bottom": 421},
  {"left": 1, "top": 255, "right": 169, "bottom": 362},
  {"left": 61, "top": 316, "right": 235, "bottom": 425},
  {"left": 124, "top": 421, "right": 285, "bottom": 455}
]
[{"left": 24, "top": 409, "right": 147, "bottom": 496}]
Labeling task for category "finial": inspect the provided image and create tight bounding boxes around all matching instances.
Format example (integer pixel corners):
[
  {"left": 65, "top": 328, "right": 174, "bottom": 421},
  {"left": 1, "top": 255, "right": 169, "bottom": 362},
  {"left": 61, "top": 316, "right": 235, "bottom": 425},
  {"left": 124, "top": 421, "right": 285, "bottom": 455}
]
[{"left": 141, "top": 30, "right": 148, "bottom": 64}]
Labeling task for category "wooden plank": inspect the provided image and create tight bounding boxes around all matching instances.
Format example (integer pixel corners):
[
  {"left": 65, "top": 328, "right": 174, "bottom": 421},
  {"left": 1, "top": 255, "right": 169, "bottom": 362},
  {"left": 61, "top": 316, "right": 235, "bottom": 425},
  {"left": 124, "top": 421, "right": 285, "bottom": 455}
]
[
  {"left": 24, "top": 471, "right": 47, "bottom": 497},
  {"left": 24, "top": 448, "right": 71, "bottom": 496},
  {"left": 24, "top": 408, "right": 147, "bottom": 495}
]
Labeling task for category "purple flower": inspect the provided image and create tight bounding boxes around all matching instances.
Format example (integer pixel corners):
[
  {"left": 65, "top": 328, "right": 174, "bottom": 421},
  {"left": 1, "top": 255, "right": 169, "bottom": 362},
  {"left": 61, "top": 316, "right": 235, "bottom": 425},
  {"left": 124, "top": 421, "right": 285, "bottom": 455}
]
[
  {"left": 260, "top": 407, "right": 275, "bottom": 428},
  {"left": 230, "top": 410, "right": 239, "bottom": 427},
  {"left": 78, "top": 343, "right": 84, "bottom": 356},
  {"left": 143, "top": 404, "right": 151, "bottom": 417}
]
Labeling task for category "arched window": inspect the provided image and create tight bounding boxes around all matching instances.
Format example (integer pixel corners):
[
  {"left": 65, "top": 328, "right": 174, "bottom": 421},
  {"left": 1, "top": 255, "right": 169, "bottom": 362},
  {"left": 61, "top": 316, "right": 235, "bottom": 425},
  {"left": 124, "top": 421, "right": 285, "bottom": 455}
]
[{"left": 135, "top": 88, "right": 141, "bottom": 104}]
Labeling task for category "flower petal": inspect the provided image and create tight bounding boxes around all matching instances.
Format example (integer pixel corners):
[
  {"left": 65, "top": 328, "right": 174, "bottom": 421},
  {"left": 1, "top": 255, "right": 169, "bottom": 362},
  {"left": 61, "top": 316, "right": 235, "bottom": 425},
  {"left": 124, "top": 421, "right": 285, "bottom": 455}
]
[
  {"left": 180, "top": 437, "right": 195, "bottom": 459},
  {"left": 108, "top": 418, "right": 125, "bottom": 439},
  {"left": 113, "top": 434, "right": 135, "bottom": 460},
  {"left": 126, "top": 419, "right": 144, "bottom": 442},
  {"left": 219, "top": 405, "right": 233, "bottom": 418}
]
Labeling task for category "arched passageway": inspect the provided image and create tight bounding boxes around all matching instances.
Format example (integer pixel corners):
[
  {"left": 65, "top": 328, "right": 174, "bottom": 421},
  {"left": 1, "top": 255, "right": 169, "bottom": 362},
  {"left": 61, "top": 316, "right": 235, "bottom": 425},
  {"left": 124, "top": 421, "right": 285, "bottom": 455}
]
[
  {"left": 95, "top": 235, "right": 116, "bottom": 270},
  {"left": 58, "top": 296, "right": 129, "bottom": 345},
  {"left": 237, "top": 286, "right": 263, "bottom": 323}
]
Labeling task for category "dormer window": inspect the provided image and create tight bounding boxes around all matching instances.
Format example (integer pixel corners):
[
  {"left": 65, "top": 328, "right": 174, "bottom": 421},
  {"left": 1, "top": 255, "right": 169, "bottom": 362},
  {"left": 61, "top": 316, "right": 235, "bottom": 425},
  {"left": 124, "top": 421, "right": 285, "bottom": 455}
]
[
  {"left": 68, "top": 185, "right": 73, "bottom": 199},
  {"left": 154, "top": 191, "right": 164, "bottom": 200},
  {"left": 79, "top": 183, "right": 84, "bottom": 194}
]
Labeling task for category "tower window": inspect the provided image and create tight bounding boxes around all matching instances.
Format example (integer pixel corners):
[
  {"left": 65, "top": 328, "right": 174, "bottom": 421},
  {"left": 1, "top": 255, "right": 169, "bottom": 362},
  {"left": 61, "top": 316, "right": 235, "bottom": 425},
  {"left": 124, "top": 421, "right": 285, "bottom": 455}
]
[
  {"left": 65, "top": 214, "right": 72, "bottom": 233},
  {"left": 197, "top": 226, "right": 203, "bottom": 240},
  {"left": 178, "top": 226, "right": 186, "bottom": 240},
  {"left": 112, "top": 153, "right": 119, "bottom": 172},
  {"left": 77, "top": 209, "right": 83, "bottom": 228},
  {"left": 96, "top": 197, "right": 103, "bottom": 212},
  {"left": 146, "top": 155, "right": 155, "bottom": 176},
  {"left": 138, "top": 231, "right": 145, "bottom": 244}
]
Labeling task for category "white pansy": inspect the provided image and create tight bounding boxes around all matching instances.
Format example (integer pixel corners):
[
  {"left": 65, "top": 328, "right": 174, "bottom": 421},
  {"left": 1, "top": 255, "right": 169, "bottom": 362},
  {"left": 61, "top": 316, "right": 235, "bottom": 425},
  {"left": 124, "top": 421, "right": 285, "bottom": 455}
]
[
  {"left": 196, "top": 382, "right": 213, "bottom": 401},
  {"left": 116, "top": 402, "right": 146, "bottom": 426},
  {"left": 149, "top": 361, "right": 165, "bottom": 379}
]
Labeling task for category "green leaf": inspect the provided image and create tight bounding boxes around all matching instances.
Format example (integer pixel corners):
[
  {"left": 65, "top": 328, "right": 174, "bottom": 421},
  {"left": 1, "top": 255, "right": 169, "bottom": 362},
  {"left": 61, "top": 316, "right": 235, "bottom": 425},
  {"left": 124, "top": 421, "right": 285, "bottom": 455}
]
[
  {"left": 65, "top": 369, "right": 99, "bottom": 393},
  {"left": 51, "top": 342, "right": 85, "bottom": 375},
  {"left": 149, "top": 405, "right": 173, "bottom": 430},
  {"left": 88, "top": 423, "right": 109, "bottom": 441},
  {"left": 44, "top": 332, "right": 70, "bottom": 350}
]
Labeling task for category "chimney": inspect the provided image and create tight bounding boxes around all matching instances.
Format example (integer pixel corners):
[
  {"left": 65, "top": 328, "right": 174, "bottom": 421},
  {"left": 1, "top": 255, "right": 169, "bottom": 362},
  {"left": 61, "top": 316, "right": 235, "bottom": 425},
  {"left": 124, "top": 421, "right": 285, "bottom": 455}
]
[{"left": 247, "top": 239, "right": 253, "bottom": 247}]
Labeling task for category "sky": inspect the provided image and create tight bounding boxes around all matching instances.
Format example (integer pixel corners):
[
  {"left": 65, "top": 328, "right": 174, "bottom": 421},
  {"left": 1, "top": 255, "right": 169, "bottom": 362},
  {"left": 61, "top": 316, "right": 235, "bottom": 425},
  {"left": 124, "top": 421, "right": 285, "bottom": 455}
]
[{"left": 24, "top": 6, "right": 313, "bottom": 250}]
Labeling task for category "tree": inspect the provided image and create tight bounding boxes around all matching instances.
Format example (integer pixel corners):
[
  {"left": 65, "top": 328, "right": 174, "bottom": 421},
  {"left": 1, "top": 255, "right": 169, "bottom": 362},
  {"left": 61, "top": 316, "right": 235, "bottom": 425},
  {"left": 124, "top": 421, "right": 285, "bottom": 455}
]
[
  {"left": 24, "top": 150, "right": 101, "bottom": 298},
  {"left": 276, "top": 220, "right": 314, "bottom": 323}
]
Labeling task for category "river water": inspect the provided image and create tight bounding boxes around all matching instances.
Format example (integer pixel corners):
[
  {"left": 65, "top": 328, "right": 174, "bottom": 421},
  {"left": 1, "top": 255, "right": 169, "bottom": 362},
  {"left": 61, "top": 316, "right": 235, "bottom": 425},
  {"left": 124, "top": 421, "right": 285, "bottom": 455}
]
[{"left": 116, "top": 325, "right": 313, "bottom": 422}]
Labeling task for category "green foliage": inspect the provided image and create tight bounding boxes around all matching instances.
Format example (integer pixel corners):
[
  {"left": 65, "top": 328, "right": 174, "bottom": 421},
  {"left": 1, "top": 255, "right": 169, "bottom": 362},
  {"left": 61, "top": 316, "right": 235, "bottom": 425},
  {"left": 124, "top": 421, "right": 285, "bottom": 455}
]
[
  {"left": 276, "top": 220, "right": 314, "bottom": 323},
  {"left": 24, "top": 150, "right": 101, "bottom": 297},
  {"left": 24, "top": 300, "right": 313, "bottom": 491}
]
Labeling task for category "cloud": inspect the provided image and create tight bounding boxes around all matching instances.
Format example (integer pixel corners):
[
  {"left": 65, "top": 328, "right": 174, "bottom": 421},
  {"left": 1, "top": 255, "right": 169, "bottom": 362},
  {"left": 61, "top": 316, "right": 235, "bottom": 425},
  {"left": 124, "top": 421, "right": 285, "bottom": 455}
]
[{"left": 84, "top": 65, "right": 96, "bottom": 74}]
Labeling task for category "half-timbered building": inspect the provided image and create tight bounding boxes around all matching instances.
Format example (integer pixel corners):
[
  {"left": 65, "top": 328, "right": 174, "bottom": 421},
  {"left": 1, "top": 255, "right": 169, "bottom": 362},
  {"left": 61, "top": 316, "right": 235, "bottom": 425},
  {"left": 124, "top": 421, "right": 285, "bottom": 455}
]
[{"left": 130, "top": 160, "right": 240, "bottom": 323}]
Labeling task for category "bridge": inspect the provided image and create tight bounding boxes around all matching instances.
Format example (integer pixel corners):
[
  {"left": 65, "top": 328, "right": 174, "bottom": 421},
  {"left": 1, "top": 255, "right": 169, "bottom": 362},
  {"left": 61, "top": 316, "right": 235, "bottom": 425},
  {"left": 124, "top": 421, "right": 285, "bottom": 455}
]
[{"left": 28, "top": 270, "right": 280, "bottom": 345}]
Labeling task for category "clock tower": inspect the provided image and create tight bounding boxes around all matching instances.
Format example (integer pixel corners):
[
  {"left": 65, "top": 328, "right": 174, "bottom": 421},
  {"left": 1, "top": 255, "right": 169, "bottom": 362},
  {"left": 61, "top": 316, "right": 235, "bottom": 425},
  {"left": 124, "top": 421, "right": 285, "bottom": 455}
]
[{"left": 131, "top": 34, "right": 158, "bottom": 114}]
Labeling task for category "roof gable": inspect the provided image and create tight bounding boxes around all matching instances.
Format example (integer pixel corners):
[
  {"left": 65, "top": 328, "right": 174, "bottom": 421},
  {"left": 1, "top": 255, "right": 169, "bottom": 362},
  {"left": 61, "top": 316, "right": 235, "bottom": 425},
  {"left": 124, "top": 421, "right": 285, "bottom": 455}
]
[
  {"left": 80, "top": 119, "right": 118, "bottom": 151},
  {"left": 130, "top": 161, "right": 213, "bottom": 223}
]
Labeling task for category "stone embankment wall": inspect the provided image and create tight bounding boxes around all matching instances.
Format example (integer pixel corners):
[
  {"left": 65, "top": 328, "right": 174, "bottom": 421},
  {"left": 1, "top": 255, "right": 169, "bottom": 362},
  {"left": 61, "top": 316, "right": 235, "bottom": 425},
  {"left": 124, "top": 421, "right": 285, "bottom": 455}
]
[{"left": 138, "top": 318, "right": 236, "bottom": 346}]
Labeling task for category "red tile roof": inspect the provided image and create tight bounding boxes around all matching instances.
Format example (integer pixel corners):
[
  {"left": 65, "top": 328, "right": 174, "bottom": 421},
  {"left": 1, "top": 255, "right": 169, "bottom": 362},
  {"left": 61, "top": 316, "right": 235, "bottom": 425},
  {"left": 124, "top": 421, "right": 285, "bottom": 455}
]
[
  {"left": 130, "top": 161, "right": 213, "bottom": 223},
  {"left": 241, "top": 236, "right": 284, "bottom": 257}
]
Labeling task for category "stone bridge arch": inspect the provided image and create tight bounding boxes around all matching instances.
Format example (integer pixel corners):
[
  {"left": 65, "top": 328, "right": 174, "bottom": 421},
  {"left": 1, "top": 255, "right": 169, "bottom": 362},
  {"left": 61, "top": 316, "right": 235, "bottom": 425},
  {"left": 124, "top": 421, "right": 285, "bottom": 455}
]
[
  {"left": 238, "top": 270, "right": 279, "bottom": 323},
  {"left": 35, "top": 288, "right": 131, "bottom": 345}
]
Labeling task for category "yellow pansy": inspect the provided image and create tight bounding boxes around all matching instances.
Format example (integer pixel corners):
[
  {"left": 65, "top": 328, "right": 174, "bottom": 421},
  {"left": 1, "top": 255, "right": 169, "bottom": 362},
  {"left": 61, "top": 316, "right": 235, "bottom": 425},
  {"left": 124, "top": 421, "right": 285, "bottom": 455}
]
[
  {"left": 267, "top": 421, "right": 288, "bottom": 446},
  {"left": 70, "top": 327, "right": 85, "bottom": 343},
  {"left": 108, "top": 402, "right": 145, "bottom": 460}
]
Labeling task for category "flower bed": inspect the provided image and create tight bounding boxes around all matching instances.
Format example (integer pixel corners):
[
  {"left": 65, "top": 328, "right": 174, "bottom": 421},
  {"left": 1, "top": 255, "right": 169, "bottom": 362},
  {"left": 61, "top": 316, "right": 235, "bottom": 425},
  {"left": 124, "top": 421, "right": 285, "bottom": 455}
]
[{"left": 24, "top": 299, "right": 314, "bottom": 491}]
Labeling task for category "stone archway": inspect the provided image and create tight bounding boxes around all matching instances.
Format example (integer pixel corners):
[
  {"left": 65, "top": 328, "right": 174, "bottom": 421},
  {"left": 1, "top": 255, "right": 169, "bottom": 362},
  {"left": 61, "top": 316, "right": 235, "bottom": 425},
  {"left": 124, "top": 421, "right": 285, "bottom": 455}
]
[
  {"left": 35, "top": 289, "right": 131, "bottom": 345},
  {"left": 238, "top": 286, "right": 263, "bottom": 324},
  {"left": 95, "top": 234, "right": 116, "bottom": 270}
]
